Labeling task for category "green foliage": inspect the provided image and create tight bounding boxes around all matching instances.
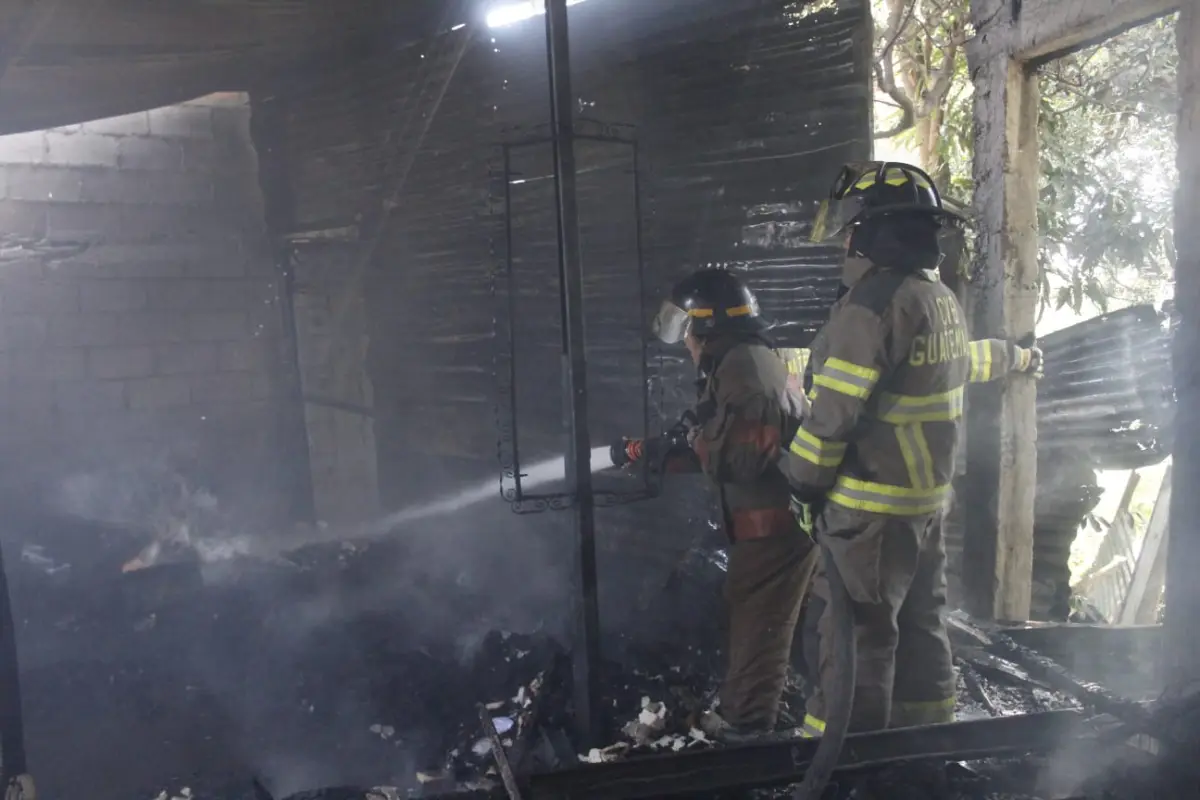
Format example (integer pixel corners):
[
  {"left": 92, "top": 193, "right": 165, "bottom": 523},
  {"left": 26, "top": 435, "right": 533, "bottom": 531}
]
[
  {"left": 1037, "top": 16, "right": 1177, "bottom": 314},
  {"left": 870, "top": 2, "right": 1178, "bottom": 314}
]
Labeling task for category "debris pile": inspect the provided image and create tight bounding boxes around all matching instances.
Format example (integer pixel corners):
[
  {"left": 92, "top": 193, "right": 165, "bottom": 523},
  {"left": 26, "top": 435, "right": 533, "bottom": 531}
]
[{"left": 10, "top": 512, "right": 1194, "bottom": 800}]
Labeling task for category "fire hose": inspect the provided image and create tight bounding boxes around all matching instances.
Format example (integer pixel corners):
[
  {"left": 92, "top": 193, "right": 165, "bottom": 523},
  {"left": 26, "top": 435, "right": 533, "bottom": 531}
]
[{"left": 793, "top": 541, "right": 854, "bottom": 800}]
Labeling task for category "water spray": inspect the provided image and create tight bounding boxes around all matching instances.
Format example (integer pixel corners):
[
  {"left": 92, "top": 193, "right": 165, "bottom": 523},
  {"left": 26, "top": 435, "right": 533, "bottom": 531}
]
[
  {"left": 358, "top": 446, "right": 616, "bottom": 538},
  {"left": 130, "top": 446, "right": 622, "bottom": 568}
]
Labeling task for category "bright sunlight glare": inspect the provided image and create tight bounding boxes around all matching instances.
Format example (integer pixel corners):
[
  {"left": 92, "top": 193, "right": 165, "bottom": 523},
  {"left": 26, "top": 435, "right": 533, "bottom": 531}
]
[{"left": 486, "top": 0, "right": 590, "bottom": 29}]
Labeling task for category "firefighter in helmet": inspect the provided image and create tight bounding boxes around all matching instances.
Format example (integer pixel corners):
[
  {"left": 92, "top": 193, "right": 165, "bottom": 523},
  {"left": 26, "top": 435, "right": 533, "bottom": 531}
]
[
  {"left": 611, "top": 268, "right": 814, "bottom": 740},
  {"left": 782, "top": 162, "right": 1042, "bottom": 736}
]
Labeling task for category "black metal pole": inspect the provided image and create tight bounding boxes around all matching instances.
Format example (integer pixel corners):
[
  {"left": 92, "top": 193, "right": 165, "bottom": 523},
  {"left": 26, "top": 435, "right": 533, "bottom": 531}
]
[
  {"left": 544, "top": 0, "right": 603, "bottom": 747},
  {"left": 0, "top": 542, "right": 29, "bottom": 786}
]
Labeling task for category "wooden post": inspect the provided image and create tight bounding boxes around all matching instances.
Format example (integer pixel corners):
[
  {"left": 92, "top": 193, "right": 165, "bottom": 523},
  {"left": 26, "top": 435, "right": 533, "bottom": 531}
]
[
  {"left": 1165, "top": 0, "right": 1200, "bottom": 688},
  {"left": 964, "top": 21, "right": 1041, "bottom": 621},
  {"left": 1119, "top": 467, "right": 1170, "bottom": 625}
]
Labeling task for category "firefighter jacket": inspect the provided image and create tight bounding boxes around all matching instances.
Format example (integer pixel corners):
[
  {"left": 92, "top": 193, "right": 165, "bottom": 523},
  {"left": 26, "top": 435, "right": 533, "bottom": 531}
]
[
  {"left": 781, "top": 259, "right": 1023, "bottom": 517},
  {"left": 670, "top": 334, "right": 809, "bottom": 542}
]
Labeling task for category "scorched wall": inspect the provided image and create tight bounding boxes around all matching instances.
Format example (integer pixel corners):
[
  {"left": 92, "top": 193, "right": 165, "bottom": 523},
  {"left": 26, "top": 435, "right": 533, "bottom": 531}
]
[
  {"left": 256, "top": 0, "right": 873, "bottom": 640},
  {"left": 0, "top": 94, "right": 293, "bottom": 529}
]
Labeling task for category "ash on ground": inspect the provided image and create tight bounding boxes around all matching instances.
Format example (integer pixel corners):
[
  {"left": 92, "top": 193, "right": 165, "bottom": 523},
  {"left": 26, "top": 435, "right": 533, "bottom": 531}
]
[{"left": 8, "top": 514, "right": 1192, "bottom": 800}]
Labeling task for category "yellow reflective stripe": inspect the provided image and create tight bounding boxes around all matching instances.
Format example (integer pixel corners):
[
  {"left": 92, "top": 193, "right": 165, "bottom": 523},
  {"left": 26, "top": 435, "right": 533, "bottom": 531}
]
[
  {"left": 813, "top": 358, "right": 879, "bottom": 400},
  {"left": 824, "top": 358, "right": 879, "bottom": 382},
  {"left": 688, "top": 308, "right": 714, "bottom": 318},
  {"left": 725, "top": 304, "right": 752, "bottom": 317},
  {"left": 828, "top": 476, "right": 949, "bottom": 516},
  {"left": 891, "top": 697, "right": 956, "bottom": 726},
  {"left": 913, "top": 426, "right": 936, "bottom": 490},
  {"left": 801, "top": 714, "right": 826, "bottom": 737},
  {"left": 895, "top": 423, "right": 935, "bottom": 491},
  {"left": 788, "top": 428, "right": 847, "bottom": 468},
  {"left": 968, "top": 340, "right": 993, "bottom": 383},
  {"left": 876, "top": 387, "right": 964, "bottom": 423}
]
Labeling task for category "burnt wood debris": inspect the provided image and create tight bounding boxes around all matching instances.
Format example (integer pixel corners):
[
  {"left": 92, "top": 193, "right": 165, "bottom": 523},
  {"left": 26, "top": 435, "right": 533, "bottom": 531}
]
[{"left": 6, "top": 515, "right": 1198, "bottom": 800}]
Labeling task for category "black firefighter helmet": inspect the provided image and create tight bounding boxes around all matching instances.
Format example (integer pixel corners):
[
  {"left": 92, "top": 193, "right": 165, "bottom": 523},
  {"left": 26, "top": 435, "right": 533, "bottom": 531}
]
[
  {"left": 652, "top": 268, "right": 769, "bottom": 344},
  {"left": 809, "top": 161, "right": 965, "bottom": 243}
]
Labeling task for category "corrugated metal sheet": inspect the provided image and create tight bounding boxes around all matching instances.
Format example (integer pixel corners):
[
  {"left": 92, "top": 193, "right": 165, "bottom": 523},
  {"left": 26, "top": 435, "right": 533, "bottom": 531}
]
[
  {"left": 1037, "top": 305, "right": 1174, "bottom": 470},
  {"left": 259, "top": 0, "right": 871, "bottom": 632}
]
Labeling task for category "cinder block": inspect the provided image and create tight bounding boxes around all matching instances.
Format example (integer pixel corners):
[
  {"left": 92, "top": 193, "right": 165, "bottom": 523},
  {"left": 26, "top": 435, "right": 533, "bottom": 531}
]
[
  {"left": 188, "top": 311, "right": 248, "bottom": 342},
  {"left": 5, "top": 165, "right": 85, "bottom": 203},
  {"left": 247, "top": 303, "right": 283, "bottom": 338},
  {"left": 88, "top": 346, "right": 155, "bottom": 379},
  {"left": 148, "top": 106, "right": 214, "bottom": 139},
  {"left": 54, "top": 380, "right": 126, "bottom": 414},
  {"left": 119, "top": 205, "right": 225, "bottom": 242},
  {"left": 80, "top": 112, "right": 151, "bottom": 137},
  {"left": 154, "top": 343, "right": 218, "bottom": 375},
  {"left": 127, "top": 376, "right": 192, "bottom": 410},
  {"left": 45, "top": 203, "right": 122, "bottom": 243},
  {"left": 10, "top": 349, "right": 87, "bottom": 381},
  {"left": 189, "top": 372, "right": 258, "bottom": 404},
  {"left": 0, "top": 261, "right": 46, "bottom": 283},
  {"left": 118, "top": 137, "right": 183, "bottom": 171},
  {"left": 115, "top": 311, "right": 191, "bottom": 345},
  {"left": 1, "top": 279, "right": 79, "bottom": 314},
  {"left": 1, "top": 314, "right": 49, "bottom": 348},
  {"left": 181, "top": 138, "right": 215, "bottom": 172},
  {"left": 0, "top": 200, "right": 47, "bottom": 239},
  {"left": 79, "top": 280, "right": 148, "bottom": 312},
  {"left": 45, "top": 131, "right": 120, "bottom": 167},
  {"left": 219, "top": 339, "right": 275, "bottom": 372},
  {"left": 182, "top": 249, "right": 248, "bottom": 278},
  {"left": 145, "top": 278, "right": 251, "bottom": 310},
  {"left": 81, "top": 169, "right": 213, "bottom": 206},
  {"left": 0, "top": 131, "right": 46, "bottom": 164},
  {"left": 45, "top": 313, "right": 119, "bottom": 347}
]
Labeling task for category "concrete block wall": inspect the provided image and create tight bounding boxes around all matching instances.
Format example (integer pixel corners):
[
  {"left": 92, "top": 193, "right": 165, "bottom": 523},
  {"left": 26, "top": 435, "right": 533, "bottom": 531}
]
[
  {"left": 291, "top": 248, "right": 380, "bottom": 525},
  {"left": 0, "top": 94, "right": 294, "bottom": 527}
]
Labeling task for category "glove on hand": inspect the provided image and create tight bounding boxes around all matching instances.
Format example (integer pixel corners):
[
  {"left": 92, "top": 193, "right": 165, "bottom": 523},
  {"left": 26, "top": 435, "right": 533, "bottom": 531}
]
[
  {"left": 1012, "top": 334, "right": 1044, "bottom": 379},
  {"left": 1016, "top": 345, "right": 1044, "bottom": 378},
  {"left": 789, "top": 491, "right": 824, "bottom": 540}
]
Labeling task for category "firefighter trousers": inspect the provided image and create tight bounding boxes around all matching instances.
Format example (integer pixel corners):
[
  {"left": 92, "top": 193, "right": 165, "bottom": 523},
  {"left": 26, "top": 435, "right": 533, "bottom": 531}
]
[
  {"left": 802, "top": 505, "right": 955, "bottom": 735},
  {"left": 720, "top": 531, "right": 819, "bottom": 731}
]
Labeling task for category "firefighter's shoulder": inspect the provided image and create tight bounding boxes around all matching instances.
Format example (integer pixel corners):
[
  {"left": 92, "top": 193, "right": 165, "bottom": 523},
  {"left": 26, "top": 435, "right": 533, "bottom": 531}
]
[
  {"left": 716, "top": 339, "right": 783, "bottom": 390},
  {"left": 842, "top": 268, "right": 911, "bottom": 316}
]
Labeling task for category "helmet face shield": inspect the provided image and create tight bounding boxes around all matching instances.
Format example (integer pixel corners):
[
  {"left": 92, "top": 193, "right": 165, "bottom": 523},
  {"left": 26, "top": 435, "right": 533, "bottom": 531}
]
[
  {"left": 651, "top": 299, "right": 691, "bottom": 344},
  {"left": 810, "top": 194, "right": 871, "bottom": 243}
]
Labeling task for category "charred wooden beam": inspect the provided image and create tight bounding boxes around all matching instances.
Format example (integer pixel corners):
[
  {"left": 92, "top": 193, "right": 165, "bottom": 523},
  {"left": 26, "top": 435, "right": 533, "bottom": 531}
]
[
  {"left": 523, "top": 711, "right": 1090, "bottom": 800},
  {"left": 1167, "top": 0, "right": 1200, "bottom": 691},
  {"left": 480, "top": 705, "right": 524, "bottom": 800},
  {"left": 948, "top": 613, "right": 1150, "bottom": 728}
]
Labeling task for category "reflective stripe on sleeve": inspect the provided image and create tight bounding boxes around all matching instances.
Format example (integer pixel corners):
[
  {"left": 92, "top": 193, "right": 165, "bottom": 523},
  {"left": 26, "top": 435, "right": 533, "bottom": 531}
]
[
  {"left": 968, "top": 340, "right": 993, "bottom": 383},
  {"left": 828, "top": 476, "right": 949, "bottom": 516},
  {"left": 876, "top": 386, "right": 965, "bottom": 424},
  {"left": 788, "top": 427, "right": 848, "bottom": 468},
  {"left": 812, "top": 357, "right": 880, "bottom": 400}
]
